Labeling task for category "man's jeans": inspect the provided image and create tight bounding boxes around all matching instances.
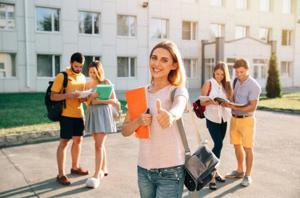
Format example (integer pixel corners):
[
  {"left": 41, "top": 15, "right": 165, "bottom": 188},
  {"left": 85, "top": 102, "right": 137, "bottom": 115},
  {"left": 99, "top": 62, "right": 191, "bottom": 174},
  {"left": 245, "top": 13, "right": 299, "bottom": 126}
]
[{"left": 137, "top": 165, "right": 185, "bottom": 198}]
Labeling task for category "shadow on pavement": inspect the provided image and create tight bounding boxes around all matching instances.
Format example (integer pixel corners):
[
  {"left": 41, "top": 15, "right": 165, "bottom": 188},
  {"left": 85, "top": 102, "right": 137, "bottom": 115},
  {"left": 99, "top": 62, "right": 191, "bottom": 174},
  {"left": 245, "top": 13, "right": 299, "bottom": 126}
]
[
  {"left": 0, "top": 176, "right": 92, "bottom": 198},
  {"left": 182, "top": 178, "right": 242, "bottom": 197}
]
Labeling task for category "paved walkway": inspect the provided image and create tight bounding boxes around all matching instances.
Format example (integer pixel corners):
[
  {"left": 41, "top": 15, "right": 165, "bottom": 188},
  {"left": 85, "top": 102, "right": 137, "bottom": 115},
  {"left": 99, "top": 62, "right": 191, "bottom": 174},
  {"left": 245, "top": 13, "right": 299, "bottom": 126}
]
[{"left": 0, "top": 110, "right": 300, "bottom": 198}]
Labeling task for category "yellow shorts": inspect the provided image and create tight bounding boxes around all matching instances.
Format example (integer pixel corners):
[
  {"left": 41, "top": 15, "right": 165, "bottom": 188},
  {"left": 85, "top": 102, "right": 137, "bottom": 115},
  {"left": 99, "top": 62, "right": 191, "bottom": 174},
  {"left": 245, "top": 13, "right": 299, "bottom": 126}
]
[{"left": 230, "top": 116, "right": 255, "bottom": 148}]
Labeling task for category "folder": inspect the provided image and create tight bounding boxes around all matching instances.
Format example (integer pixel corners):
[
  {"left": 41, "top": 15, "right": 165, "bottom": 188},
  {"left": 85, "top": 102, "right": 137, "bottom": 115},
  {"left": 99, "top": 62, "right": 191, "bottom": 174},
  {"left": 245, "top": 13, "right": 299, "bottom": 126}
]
[
  {"left": 96, "top": 84, "right": 113, "bottom": 100},
  {"left": 125, "top": 87, "right": 150, "bottom": 139}
]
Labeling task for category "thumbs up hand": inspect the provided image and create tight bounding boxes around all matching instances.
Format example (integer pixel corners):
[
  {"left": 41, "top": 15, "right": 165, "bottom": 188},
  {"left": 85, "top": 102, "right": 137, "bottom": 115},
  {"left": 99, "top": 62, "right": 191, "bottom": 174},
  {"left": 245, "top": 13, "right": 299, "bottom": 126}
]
[{"left": 156, "top": 99, "right": 175, "bottom": 129}]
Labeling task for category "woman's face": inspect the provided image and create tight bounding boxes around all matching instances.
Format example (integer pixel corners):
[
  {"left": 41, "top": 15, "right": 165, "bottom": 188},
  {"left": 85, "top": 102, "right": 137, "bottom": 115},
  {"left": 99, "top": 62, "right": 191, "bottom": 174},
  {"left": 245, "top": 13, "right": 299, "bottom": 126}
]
[
  {"left": 214, "top": 68, "right": 225, "bottom": 83},
  {"left": 88, "top": 67, "right": 97, "bottom": 79},
  {"left": 150, "top": 48, "right": 176, "bottom": 80}
]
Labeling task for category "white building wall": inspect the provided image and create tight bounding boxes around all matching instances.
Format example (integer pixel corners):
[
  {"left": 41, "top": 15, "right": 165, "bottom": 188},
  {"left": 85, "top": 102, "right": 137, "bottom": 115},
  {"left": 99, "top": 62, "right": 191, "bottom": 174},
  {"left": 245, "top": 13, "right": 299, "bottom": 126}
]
[{"left": 0, "top": 0, "right": 299, "bottom": 92}]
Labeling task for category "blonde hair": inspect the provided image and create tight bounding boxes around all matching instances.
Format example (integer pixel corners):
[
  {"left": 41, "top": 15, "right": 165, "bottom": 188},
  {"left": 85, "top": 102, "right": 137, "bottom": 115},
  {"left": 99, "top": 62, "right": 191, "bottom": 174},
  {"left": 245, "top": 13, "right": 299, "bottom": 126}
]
[
  {"left": 213, "top": 62, "right": 233, "bottom": 99},
  {"left": 149, "top": 40, "right": 186, "bottom": 87},
  {"left": 88, "top": 61, "right": 105, "bottom": 83}
]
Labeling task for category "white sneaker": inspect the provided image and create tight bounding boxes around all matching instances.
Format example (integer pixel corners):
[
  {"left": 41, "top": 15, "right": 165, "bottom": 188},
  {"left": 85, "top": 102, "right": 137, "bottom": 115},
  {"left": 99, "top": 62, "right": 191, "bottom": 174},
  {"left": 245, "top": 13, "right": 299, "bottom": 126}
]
[
  {"left": 86, "top": 177, "right": 100, "bottom": 188},
  {"left": 240, "top": 176, "right": 252, "bottom": 187}
]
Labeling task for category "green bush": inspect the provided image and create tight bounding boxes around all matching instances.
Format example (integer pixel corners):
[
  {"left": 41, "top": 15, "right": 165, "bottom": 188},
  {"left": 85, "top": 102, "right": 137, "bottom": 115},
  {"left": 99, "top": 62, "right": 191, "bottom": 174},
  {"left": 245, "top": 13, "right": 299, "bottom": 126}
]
[{"left": 266, "top": 52, "right": 281, "bottom": 98}]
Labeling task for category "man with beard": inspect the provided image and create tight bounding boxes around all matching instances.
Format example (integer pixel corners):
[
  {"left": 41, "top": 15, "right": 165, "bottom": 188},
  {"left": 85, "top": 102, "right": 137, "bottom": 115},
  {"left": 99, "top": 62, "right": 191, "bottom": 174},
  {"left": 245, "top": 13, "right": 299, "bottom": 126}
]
[{"left": 51, "top": 52, "right": 89, "bottom": 185}]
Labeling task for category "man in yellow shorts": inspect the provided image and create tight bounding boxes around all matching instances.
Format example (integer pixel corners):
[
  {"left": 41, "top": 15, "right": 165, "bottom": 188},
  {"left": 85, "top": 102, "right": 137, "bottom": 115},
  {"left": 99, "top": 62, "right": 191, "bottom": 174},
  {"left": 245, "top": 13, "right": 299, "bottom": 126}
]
[
  {"left": 51, "top": 52, "right": 89, "bottom": 185},
  {"left": 223, "top": 58, "right": 261, "bottom": 187}
]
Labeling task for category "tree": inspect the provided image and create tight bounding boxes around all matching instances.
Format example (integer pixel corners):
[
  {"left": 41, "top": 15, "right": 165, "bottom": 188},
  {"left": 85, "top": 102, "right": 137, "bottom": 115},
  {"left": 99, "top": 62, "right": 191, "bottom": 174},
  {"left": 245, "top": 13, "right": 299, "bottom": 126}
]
[{"left": 266, "top": 52, "right": 281, "bottom": 98}]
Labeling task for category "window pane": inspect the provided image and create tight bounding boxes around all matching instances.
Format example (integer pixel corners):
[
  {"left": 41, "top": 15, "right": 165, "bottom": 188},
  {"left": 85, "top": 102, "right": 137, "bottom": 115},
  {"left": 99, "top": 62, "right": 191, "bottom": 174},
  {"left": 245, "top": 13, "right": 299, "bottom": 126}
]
[
  {"left": 37, "top": 55, "right": 52, "bottom": 77},
  {"left": 130, "top": 58, "right": 135, "bottom": 77},
  {"left": 236, "top": 0, "right": 247, "bottom": 9},
  {"left": 182, "top": 21, "right": 191, "bottom": 40},
  {"left": 55, "top": 56, "right": 60, "bottom": 75},
  {"left": 117, "top": 15, "right": 129, "bottom": 36},
  {"left": 260, "top": 0, "right": 270, "bottom": 11},
  {"left": 211, "top": 0, "right": 222, "bottom": 7},
  {"left": 282, "top": 0, "right": 291, "bottom": 14},
  {"left": 210, "top": 23, "right": 223, "bottom": 37},
  {"left": 117, "top": 57, "right": 128, "bottom": 77},
  {"left": 161, "top": 19, "right": 167, "bottom": 38},
  {"left": 82, "top": 56, "right": 93, "bottom": 76},
  {"left": 54, "top": 9, "right": 59, "bottom": 31},
  {"left": 128, "top": 16, "right": 136, "bottom": 37},
  {"left": 259, "top": 27, "right": 268, "bottom": 41},
  {"left": 184, "top": 59, "right": 191, "bottom": 78},
  {"left": 0, "top": 53, "right": 16, "bottom": 77},
  {"left": 261, "top": 65, "right": 267, "bottom": 78},
  {"left": 253, "top": 65, "right": 259, "bottom": 78},
  {"left": 94, "top": 13, "right": 100, "bottom": 34},
  {"left": 235, "top": 26, "right": 246, "bottom": 39},
  {"left": 192, "top": 22, "right": 197, "bottom": 40}
]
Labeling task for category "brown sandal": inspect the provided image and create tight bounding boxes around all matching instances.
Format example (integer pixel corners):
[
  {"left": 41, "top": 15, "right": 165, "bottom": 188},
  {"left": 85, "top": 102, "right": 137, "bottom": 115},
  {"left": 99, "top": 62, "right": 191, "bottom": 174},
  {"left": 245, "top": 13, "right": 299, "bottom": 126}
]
[
  {"left": 71, "top": 167, "right": 89, "bottom": 175},
  {"left": 56, "top": 175, "right": 71, "bottom": 185}
]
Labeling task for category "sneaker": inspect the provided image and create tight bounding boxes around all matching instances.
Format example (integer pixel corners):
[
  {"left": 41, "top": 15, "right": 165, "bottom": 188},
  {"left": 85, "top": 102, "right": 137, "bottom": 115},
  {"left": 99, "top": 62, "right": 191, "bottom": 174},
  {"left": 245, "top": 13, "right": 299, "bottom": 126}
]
[
  {"left": 241, "top": 176, "right": 252, "bottom": 187},
  {"left": 225, "top": 170, "right": 244, "bottom": 179},
  {"left": 56, "top": 175, "right": 71, "bottom": 185},
  {"left": 86, "top": 177, "right": 100, "bottom": 188}
]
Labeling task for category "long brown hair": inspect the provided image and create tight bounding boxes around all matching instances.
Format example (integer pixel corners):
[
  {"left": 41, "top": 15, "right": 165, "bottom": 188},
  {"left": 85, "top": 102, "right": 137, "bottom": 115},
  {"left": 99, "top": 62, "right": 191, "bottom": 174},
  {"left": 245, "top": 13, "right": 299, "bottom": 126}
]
[
  {"left": 149, "top": 40, "right": 186, "bottom": 87},
  {"left": 88, "top": 61, "right": 105, "bottom": 83},
  {"left": 213, "top": 62, "right": 233, "bottom": 99}
]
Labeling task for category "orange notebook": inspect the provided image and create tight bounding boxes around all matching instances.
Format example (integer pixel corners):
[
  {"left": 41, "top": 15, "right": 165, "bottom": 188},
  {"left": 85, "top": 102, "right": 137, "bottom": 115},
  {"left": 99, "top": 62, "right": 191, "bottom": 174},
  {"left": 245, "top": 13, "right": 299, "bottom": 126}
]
[{"left": 125, "top": 87, "right": 150, "bottom": 139}]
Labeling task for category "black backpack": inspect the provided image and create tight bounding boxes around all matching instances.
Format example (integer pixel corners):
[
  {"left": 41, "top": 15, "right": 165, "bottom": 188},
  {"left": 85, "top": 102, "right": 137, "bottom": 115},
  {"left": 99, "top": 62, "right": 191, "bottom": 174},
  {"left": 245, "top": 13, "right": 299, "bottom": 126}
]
[{"left": 45, "top": 72, "right": 68, "bottom": 121}]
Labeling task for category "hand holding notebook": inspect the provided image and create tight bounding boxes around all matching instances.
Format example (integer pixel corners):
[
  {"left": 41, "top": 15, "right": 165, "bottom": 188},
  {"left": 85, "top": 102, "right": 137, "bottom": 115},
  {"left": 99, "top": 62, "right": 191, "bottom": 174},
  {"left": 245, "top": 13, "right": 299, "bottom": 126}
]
[{"left": 125, "top": 87, "right": 150, "bottom": 139}]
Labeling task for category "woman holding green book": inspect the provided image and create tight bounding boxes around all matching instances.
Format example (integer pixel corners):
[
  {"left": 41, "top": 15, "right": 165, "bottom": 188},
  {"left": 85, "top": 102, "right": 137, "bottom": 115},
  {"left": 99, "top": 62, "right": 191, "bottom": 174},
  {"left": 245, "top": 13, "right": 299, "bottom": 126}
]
[{"left": 85, "top": 61, "right": 120, "bottom": 188}]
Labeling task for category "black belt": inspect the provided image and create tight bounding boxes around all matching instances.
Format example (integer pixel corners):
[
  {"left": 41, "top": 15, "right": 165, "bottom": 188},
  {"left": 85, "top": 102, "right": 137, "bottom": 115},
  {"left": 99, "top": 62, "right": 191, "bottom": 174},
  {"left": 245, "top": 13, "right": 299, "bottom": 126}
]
[{"left": 232, "top": 114, "right": 251, "bottom": 118}]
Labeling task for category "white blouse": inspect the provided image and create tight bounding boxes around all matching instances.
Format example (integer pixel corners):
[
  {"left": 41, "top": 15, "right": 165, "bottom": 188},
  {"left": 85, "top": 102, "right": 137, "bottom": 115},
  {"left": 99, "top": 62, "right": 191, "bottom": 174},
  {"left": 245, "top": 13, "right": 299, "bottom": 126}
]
[{"left": 204, "top": 78, "right": 231, "bottom": 123}]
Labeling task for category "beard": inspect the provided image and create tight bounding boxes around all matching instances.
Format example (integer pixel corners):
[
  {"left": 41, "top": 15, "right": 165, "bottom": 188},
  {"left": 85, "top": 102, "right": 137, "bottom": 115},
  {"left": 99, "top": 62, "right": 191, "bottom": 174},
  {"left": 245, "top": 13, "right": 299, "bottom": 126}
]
[{"left": 71, "top": 66, "right": 80, "bottom": 74}]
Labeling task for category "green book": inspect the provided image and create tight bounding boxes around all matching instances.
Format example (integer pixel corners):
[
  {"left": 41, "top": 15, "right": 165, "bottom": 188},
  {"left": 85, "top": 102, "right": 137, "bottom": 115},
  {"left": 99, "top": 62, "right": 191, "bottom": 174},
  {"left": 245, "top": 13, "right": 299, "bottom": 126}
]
[{"left": 96, "top": 84, "right": 113, "bottom": 100}]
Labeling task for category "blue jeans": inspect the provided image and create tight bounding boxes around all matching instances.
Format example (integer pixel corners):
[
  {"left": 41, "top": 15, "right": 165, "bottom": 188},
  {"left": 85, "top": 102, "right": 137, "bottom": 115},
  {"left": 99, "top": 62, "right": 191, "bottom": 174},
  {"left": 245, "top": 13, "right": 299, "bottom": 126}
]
[
  {"left": 137, "top": 165, "right": 185, "bottom": 198},
  {"left": 206, "top": 119, "right": 227, "bottom": 158}
]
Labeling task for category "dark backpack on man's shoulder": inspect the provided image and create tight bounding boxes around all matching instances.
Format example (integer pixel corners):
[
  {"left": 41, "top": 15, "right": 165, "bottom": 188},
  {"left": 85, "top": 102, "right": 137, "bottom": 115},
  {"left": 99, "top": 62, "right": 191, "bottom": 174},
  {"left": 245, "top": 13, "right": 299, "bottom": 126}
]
[{"left": 45, "top": 72, "right": 68, "bottom": 121}]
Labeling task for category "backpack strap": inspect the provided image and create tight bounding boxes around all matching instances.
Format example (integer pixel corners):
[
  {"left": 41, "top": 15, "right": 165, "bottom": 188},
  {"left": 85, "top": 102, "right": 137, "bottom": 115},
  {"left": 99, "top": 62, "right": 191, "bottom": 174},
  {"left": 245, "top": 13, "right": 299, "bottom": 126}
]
[
  {"left": 61, "top": 71, "right": 68, "bottom": 108},
  {"left": 233, "top": 77, "right": 238, "bottom": 89}
]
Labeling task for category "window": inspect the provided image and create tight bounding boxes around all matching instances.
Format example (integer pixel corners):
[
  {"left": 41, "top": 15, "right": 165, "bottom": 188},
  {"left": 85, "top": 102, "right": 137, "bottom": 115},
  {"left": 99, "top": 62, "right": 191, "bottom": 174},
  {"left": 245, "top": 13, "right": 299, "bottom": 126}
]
[
  {"left": 260, "top": 0, "right": 270, "bottom": 12},
  {"left": 210, "top": 23, "right": 224, "bottom": 38},
  {"left": 0, "top": 3, "right": 15, "bottom": 30},
  {"left": 37, "top": 55, "right": 60, "bottom": 77},
  {"left": 253, "top": 59, "right": 268, "bottom": 79},
  {"left": 259, "top": 27, "right": 271, "bottom": 41},
  {"left": 36, "top": 7, "right": 60, "bottom": 32},
  {"left": 210, "top": 0, "right": 223, "bottom": 7},
  {"left": 82, "top": 56, "right": 101, "bottom": 76},
  {"left": 0, "top": 53, "right": 16, "bottom": 77},
  {"left": 117, "top": 15, "right": 136, "bottom": 37},
  {"left": 281, "top": 61, "right": 292, "bottom": 77},
  {"left": 79, "top": 11, "right": 100, "bottom": 34},
  {"left": 226, "top": 58, "right": 236, "bottom": 77},
  {"left": 235, "top": 25, "right": 249, "bottom": 39},
  {"left": 236, "top": 0, "right": 248, "bottom": 9},
  {"left": 182, "top": 21, "right": 197, "bottom": 40},
  {"left": 282, "top": 0, "right": 291, "bottom": 14},
  {"left": 282, "top": 29, "right": 292, "bottom": 45},
  {"left": 117, "top": 57, "right": 136, "bottom": 78},
  {"left": 150, "top": 18, "right": 168, "bottom": 39},
  {"left": 184, "top": 59, "right": 197, "bottom": 78},
  {"left": 204, "top": 58, "right": 215, "bottom": 79}
]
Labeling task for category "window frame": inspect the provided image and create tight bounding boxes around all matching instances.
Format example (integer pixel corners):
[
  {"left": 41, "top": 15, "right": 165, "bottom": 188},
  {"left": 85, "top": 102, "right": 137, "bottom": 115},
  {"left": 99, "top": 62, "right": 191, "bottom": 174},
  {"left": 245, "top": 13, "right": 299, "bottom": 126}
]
[
  {"left": 210, "top": 23, "right": 225, "bottom": 38},
  {"left": 182, "top": 21, "right": 197, "bottom": 40},
  {"left": 281, "top": 29, "right": 292, "bottom": 46},
  {"left": 281, "top": 61, "right": 292, "bottom": 77},
  {"left": 117, "top": 14, "right": 137, "bottom": 37},
  {"left": 259, "top": 0, "right": 271, "bottom": 12},
  {"left": 235, "top": 25, "right": 249, "bottom": 39},
  {"left": 236, "top": 0, "right": 248, "bottom": 10},
  {"left": 35, "top": 6, "right": 60, "bottom": 33},
  {"left": 117, "top": 57, "right": 136, "bottom": 78},
  {"left": 210, "top": 0, "right": 223, "bottom": 7},
  {"left": 150, "top": 18, "right": 168, "bottom": 39},
  {"left": 79, "top": 11, "right": 101, "bottom": 35},
  {"left": 282, "top": 0, "right": 292, "bottom": 14},
  {"left": 0, "top": 52, "right": 16, "bottom": 78},
  {"left": 184, "top": 58, "right": 198, "bottom": 79},
  {"left": 0, "top": 3, "right": 15, "bottom": 30},
  {"left": 36, "top": 54, "right": 60, "bottom": 78}
]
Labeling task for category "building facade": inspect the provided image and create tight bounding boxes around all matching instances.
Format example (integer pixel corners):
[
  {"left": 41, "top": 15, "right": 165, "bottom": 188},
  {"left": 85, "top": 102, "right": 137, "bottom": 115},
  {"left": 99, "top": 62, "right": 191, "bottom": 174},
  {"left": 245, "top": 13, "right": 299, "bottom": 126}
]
[{"left": 0, "top": 0, "right": 299, "bottom": 92}]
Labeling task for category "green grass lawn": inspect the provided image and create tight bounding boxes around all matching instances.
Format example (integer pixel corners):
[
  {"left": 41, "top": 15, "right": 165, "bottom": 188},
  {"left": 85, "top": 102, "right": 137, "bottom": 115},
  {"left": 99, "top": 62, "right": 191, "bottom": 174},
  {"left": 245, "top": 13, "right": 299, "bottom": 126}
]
[
  {"left": 258, "top": 92, "right": 300, "bottom": 113},
  {"left": 0, "top": 93, "right": 127, "bottom": 136},
  {"left": 0, "top": 92, "right": 299, "bottom": 136}
]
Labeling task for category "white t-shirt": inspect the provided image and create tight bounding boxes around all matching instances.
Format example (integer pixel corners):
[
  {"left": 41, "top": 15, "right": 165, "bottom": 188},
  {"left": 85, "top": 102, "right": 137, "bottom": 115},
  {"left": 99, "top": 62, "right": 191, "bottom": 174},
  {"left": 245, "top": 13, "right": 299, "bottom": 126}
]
[
  {"left": 138, "top": 85, "right": 189, "bottom": 169},
  {"left": 204, "top": 78, "right": 231, "bottom": 123}
]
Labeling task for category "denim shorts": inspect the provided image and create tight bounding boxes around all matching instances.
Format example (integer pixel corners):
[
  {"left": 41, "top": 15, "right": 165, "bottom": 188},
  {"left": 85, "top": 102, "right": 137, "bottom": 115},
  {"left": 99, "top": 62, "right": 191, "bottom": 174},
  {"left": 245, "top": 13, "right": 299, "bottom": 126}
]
[{"left": 137, "top": 165, "right": 185, "bottom": 198}]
